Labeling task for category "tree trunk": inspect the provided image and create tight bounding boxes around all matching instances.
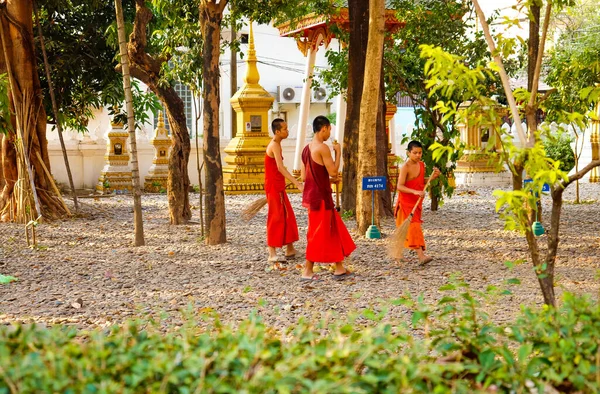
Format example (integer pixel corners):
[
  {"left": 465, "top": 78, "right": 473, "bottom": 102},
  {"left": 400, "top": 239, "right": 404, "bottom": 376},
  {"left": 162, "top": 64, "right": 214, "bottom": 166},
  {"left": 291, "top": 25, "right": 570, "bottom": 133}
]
[
  {"left": 525, "top": 226, "right": 555, "bottom": 306},
  {"left": 200, "top": 1, "right": 226, "bottom": 245},
  {"left": 342, "top": 0, "right": 368, "bottom": 215},
  {"left": 128, "top": 0, "right": 191, "bottom": 225},
  {"left": 115, "top": 0, "right": 144, "bottom": 246},
  {"left": 356, "top": 0, "right": 385, "bottom": 234},
  {"left": 430, "top": 195, "right": 439, "bottom": 211},
  {"left": 0, "top": 0, "right": 68, "bottom": 221},
  {"left": 376, "top": 65, "right": 392, "bottom": 217},
  {"left": 524, "top": 213, "right": 555, "bottom": 306},
  {"left": 527, "top": 4, "right": 540, "bottom": 93}
]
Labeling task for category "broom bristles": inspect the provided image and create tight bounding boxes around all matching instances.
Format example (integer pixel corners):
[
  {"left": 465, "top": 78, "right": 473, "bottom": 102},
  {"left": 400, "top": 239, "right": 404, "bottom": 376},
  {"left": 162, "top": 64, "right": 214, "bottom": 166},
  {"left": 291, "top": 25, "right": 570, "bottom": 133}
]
[
  {"left": 387, "top": 214, "right": 412, "bottom": 260},
  {"left": 240, "top": 196, "right": 268, "bottom": 222}
]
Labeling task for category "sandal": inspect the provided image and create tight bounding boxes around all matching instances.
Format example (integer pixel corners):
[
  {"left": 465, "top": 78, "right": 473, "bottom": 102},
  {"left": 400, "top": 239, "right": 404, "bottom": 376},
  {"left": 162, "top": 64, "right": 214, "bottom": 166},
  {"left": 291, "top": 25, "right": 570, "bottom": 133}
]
[
  {"left": 267, "top": 256, "right": 281, "bottom": 263},
  {"left": 332, "top": 270, "right": 355, "bottom": 281}
]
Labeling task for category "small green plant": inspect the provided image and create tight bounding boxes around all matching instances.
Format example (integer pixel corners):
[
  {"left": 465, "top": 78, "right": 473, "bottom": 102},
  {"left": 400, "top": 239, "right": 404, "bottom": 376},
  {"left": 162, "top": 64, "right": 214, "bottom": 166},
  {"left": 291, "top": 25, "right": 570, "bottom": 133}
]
[
  {"left": 341, "top": 209, "right": 354, "bottom": 220},
  {"left": 159, "top": 188, "right": 167, "bottom": 194},
  {"left": 544, "top": 133, "right": 575, "bottom": 172}
]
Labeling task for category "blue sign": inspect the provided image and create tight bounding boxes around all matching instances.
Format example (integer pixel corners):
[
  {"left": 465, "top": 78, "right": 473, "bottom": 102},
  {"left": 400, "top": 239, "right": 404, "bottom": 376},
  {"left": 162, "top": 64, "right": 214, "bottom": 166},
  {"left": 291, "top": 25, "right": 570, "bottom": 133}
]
[
  {"left": 362, "top": 176, "right": 387, "bottom": 191},
  {"left": 523, "top": 179, "right": 550, "bottom": 193}
]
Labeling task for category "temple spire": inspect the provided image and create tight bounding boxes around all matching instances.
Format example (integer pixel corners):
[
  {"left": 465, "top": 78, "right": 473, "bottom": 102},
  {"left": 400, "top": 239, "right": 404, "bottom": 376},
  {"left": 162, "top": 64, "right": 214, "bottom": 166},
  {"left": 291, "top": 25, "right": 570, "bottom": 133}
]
[{"left": 244, "top": 21, "right": 260, "bottom": 85}]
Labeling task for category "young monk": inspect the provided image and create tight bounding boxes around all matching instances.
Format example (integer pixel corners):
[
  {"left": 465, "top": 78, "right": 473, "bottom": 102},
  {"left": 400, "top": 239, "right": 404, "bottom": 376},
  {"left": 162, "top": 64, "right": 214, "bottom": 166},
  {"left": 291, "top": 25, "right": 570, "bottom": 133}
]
[
  {"left": 300, "top": 115, "right": 356, "bottom": 281},
  {"left": 265, "top": 118, "right": 303, "bottom": 262},
  {"left": 395, "top": 140, "right": 440, "bottom": 265}
]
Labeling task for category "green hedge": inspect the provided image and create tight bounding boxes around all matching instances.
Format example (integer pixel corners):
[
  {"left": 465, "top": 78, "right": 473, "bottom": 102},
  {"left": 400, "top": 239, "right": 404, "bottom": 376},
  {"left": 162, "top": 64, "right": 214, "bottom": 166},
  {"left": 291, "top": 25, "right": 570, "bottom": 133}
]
[{"left": 1, "top": 284, "right": 600, "bottom": 393}]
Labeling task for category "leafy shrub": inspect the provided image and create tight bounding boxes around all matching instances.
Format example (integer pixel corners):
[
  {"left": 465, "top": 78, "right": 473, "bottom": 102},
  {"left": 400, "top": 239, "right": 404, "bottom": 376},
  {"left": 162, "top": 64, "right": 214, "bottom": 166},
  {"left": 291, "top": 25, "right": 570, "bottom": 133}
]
[
  {"left": 1, "top": 283, "right": 600, "bottom": 393},
  {"left": 544, "top": 135, "right": 575, "bottom": 172}
]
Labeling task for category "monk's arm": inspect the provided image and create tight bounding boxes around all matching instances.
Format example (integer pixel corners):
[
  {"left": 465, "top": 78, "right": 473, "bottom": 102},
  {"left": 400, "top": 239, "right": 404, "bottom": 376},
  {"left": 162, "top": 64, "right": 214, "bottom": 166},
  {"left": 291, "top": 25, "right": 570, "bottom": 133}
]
[
  {"left": 272, "top": 143, "right": 302, "bottom": 189},
  {"left": 321, "top": 145, "right": 339, "bottom": 178},
  {"left": 424, "top": 167, "right": 441, "bottom": 183}
]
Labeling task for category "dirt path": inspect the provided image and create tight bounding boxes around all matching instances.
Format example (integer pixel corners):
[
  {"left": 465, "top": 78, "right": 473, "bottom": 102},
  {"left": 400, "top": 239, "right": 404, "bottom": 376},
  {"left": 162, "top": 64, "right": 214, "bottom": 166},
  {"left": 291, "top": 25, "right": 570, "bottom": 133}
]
[{"left": 1, "top": 184, "right": 599, "bottom": 330}]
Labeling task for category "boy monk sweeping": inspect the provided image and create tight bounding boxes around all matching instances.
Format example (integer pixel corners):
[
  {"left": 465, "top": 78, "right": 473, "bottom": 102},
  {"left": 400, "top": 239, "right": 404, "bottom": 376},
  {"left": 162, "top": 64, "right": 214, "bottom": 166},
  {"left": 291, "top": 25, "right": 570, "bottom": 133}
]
[
  {"left": 395, "top": 140, "right": 440, "bottom": 265},
  {"left": 300, "top": 115, "right": 356, "bottom": 281},
  {"left": 265, "top": 118, "right": 304, "bottom": 262}
]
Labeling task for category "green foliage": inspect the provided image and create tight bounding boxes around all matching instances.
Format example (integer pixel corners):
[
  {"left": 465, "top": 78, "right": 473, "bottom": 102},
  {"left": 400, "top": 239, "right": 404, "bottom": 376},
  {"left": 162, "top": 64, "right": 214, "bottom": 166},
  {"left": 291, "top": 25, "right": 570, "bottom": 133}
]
[
  {"left": 543, "top": 131, "right": 575, "bottom": 173},
  {"left": 422, "top": 45, "right": 570, "bottom": 235},
  {"left": 493, "top": 136, "right": 568, "bottom": 233},
  {"left": 315, "top": 25, "right": 348, "bottom": 98},
  {"left": 544, "top": 1, "right": 600, "bottom": 124},
  {"left": 106, "top": 81, "right": 162, "bottom": 131},
  {"left": 384, "top": 1, "right": 510, "bottom": 205},
  {"left": 2, "top": 283, "right": 600, "bottom": 393},
  {"left": 147, "top": 0, "right": 205, "bottom": 92},
  {"left": 36, "top": 1, "right": 136, "bottom": 133},
  {"left": 0, "top": 73, "right": 11, "bottom": 135},
  {"left": 326, "top": 112, "right": 337, "bottom": 126}
]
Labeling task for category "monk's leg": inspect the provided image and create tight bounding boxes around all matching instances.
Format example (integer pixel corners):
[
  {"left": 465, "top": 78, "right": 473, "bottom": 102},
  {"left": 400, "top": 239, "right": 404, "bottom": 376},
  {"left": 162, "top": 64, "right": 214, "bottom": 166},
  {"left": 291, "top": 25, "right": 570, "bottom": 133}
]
[
  {"left": 415, "top": 247, "right": 432, "bottom": 263},
  {"left": 285, "top": 243, "right": 298, "bottom": 257},
  {"left": 302, "top": 260, "right": 315, "bottom": 279},
  {"left": 268, "top": 246, "right": 278, "bottom": 260},
  {"left": 333, "top": 261, "right": 347, "bottom": 275}
]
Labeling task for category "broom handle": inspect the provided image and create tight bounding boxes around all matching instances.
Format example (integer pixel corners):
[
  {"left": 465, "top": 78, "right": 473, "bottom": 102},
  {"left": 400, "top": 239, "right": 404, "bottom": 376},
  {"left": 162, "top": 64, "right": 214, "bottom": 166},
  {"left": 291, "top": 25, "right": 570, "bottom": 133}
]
[{"left": 408, "top": 176, "right": 434, "bottom": 215}]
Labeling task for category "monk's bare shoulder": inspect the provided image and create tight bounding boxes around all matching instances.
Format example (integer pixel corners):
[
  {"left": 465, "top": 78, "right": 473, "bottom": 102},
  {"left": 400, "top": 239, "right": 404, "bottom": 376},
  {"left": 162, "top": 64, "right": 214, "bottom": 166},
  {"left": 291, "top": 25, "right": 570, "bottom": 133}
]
[{"left": 266, "top": 140, "right": 277, "bottom": 158}]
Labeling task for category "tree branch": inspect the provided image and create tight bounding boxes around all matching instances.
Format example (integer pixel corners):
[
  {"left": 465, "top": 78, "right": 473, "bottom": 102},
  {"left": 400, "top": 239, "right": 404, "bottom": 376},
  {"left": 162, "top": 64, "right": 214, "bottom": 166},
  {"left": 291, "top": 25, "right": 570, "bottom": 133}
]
[
  {"left": 217, "top": 0, "right": 228, "bottom": 14},
  {"left": 562, "top": 159, "right": 600, "bottom": 188},
  {"left": 129, "top": 0, "right": 162, "bottom": 76},
  {"left": 471, "top": 0, "right": 527, "bottom": 147},
  {"left": 528, "top": 1, "right": 552, "bottom": 109}
]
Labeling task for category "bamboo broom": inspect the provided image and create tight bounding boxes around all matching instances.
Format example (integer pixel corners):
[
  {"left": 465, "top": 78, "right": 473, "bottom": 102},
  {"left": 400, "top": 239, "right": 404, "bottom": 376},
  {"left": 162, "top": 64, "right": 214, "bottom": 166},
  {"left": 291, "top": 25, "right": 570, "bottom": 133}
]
[
  {"left": 387, "top": 177, "right": 433, "bottom": 261},
  {"left": 240, "top": 183, "right": 292, "bottom": 222}
]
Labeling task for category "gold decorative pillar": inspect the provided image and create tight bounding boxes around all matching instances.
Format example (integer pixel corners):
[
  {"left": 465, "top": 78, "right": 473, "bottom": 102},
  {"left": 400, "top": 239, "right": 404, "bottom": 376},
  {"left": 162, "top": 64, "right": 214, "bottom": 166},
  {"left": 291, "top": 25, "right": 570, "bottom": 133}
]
[
  {"left": 223, "top": 22, "right": 275, "bottom": 194},
  {"left": 454, "top": 107, "right": 510, "bottom": 186},
  {"left": 590, "top": 102, "right": 599, "bottom": 183},
  {"left": 96, "top": 120, "right": 132, "bottom": 194},
  {"left": 455, "top": 122, "right": 496, "bottom": 173},
  {"left": 385, "top": 103, "right": 400, "bottom": 190},
  {"left": 144, "top": 112, "right": 172, "bottom": 192}
]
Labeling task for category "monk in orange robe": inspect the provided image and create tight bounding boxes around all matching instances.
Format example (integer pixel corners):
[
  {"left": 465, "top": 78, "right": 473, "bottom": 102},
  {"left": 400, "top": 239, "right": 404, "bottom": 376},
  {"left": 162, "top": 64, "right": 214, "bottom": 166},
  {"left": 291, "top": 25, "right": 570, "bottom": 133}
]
[
  {"left": 265, "top": 119, "right": 303, "bottom": 262},
  {"left": 395, "top": 140, "right": 440, "bottom": 264},
  {"left": 300, "top": 115, "right": 356, "bottom": 281}
]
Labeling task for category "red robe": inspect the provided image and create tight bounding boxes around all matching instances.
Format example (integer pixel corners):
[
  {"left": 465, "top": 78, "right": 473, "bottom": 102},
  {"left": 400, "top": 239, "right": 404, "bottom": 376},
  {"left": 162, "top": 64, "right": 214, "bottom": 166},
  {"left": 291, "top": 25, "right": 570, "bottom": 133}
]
[
  {"left": 302, "top": 146, "right": 356, "bottom": 263},
  {"left": 394, "top": 161, "right": 426, "bottom": 250},
  {"left": 265, "top": 154, "right": 298, "bottom": 248}
]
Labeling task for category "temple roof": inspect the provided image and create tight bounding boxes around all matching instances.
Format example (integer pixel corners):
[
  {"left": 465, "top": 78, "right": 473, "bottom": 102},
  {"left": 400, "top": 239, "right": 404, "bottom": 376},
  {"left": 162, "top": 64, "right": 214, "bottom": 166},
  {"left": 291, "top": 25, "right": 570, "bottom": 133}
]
[{"left": 277, "top": 5, "right": 402, "bottom": 37}]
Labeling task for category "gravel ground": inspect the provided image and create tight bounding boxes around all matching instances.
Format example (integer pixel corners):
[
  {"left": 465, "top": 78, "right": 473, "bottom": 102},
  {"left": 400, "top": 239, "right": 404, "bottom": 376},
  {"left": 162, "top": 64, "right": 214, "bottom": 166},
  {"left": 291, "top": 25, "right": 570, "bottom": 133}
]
[{"left": 1, "top": 183, "right": 599, "bottom": 330}]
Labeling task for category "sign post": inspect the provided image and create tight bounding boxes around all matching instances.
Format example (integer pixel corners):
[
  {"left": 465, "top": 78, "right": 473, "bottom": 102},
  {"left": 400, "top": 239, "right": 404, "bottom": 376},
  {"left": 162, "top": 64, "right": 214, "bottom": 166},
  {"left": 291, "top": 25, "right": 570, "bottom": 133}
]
[{"left": 361, "top": 176, "right": 387, "bottom": 239}]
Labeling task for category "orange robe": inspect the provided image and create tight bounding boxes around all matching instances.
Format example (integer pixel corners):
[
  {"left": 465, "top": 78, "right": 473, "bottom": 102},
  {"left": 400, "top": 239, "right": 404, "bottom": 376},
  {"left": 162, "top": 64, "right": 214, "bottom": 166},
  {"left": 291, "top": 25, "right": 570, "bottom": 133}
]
[
  {"left": 302, "top": 146, "right": 356, "bottom": 263},
  {"left": 394, "top": 161, "right": 426, "bottom": 250},
  {"left": 265, "top": 154, "right": 299, "bottom": 248}
]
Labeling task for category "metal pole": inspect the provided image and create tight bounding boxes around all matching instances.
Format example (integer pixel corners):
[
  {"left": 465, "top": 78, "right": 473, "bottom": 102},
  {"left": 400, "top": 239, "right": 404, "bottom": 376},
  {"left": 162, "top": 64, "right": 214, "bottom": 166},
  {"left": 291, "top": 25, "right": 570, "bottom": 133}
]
[{"left": 371, "top": 190, "right": 375, "bottom": 225}]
